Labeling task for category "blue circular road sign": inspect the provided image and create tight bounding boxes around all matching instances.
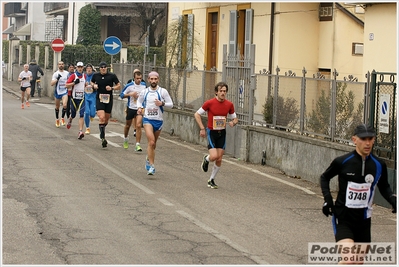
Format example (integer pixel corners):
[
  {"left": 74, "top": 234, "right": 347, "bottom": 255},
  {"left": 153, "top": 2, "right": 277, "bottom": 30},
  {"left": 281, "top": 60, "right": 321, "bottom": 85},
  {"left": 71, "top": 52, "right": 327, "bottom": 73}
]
[{"left": 103, "top": 36, "right": 122, "bottom": 55}]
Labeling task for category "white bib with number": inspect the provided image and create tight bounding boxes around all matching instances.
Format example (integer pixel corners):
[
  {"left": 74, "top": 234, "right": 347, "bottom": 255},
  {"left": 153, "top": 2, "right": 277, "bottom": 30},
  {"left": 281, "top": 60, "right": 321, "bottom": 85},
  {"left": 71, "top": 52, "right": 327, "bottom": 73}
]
[
  {"left": 213, "top": 116, "right": 226, "bottom": 130},
  {"left": 345, "top": 182, "right": 371, "bottom": 208},
  {"left": 99, "top": 94, "right": 110, "bottom": 103},
  {"left": 85, "top": 85, "right": 93, "bottom": 94}
]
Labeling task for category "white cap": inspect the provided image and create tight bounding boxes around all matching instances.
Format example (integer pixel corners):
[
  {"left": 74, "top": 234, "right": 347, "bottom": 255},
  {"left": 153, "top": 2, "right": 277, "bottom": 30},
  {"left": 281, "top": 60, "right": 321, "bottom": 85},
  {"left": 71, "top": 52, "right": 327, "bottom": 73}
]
[{"left": 77, "top": 62, "right": 84, "bottom": 67}]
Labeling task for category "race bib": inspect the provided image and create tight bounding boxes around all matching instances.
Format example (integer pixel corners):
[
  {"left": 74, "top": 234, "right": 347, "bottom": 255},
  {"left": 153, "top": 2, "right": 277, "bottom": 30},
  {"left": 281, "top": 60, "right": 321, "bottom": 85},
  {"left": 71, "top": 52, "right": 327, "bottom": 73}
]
[
  {"left": 345, "top": 182, "right": 371, "bottom": 208},
  {"left": 99, "top": 94, "right": 110, "bottom": 103},
  {"left": 147, "top": 108, "right": 158, "bottom": 117},
  {"left": 85, "top": 85, "right": 93, "bottom": 94},
  {"left": 74, "top": 92, "right": 84, "bottom": 99},
  {"left": 213, "top": 116, "right": 226, "bottom": 130}
]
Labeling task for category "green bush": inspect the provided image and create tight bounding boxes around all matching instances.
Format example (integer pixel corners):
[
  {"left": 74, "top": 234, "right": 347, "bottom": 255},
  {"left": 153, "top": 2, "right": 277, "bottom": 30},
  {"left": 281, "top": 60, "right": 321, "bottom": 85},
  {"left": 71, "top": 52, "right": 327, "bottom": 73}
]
[
  {"left": 307, "top": 82, "right": 363, "bottom": 139},
  {"left": 77, "top": 4, "right": 101, "bottom": 46},
  {"left": 2, "top": 40, "right": 9, "bottom": 63},
  {"left": 3, "top": 40, "right": 165, "bottom": 69},
  {"left": 263, "top": 95, "right": 299, "bottom": 127}
]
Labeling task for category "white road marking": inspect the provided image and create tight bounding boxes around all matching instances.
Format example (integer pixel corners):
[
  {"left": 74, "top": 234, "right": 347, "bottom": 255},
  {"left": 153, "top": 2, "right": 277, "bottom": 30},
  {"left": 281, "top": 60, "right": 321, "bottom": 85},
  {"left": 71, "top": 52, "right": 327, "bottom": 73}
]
[
  {"left": 35, "top": 103, "right": 55, "bottom": 110},
  {"left": 176, "top": 210, "right": 270, "bottom": 265},
  {"left": 158, "top": 198, "right": 174, "bottom": 206},
  {"left": 160, "top": 137, "right": 316, "bottom": 195},
  {"left": 87, "top": 153, "right": 155, "bottom": 195},
  {"left": 91, "top": 133, "right": 121, "bottom": 147}
]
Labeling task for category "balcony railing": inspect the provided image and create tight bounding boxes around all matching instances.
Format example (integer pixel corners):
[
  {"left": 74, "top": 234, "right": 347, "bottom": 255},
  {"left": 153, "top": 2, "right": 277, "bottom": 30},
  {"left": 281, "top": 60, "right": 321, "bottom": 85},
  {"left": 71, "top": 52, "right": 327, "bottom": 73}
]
[
  {"left": 4, "top": 3, "right": 26, "bottom": 17},
  {"left": 43, "top": 3, "right": 69, "bottom": 13}
]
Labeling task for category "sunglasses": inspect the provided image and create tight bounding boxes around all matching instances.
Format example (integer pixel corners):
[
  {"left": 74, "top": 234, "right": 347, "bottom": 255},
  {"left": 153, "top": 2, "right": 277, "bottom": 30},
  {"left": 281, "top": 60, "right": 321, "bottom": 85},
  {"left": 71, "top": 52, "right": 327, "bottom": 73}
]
[{"left": 100, "top": 66, "right": 107, "bottom": 68}]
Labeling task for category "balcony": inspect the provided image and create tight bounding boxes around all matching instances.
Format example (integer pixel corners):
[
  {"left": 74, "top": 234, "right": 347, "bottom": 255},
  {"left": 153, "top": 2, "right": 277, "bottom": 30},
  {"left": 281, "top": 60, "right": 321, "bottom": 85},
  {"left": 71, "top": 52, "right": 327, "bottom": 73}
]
[
  {"left": 4, "top": 3, "right": 26, "bottom": 17},
  {"left": 43, "top": 3, "right": 69, "bottom": 16}
]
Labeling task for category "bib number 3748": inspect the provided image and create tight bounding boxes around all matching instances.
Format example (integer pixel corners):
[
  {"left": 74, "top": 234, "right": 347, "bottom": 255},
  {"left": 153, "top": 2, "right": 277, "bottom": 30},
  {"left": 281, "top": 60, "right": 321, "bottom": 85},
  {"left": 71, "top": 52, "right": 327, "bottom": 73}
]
[{"left": 345, "top": 182, "right": 371, "bottom": 208}]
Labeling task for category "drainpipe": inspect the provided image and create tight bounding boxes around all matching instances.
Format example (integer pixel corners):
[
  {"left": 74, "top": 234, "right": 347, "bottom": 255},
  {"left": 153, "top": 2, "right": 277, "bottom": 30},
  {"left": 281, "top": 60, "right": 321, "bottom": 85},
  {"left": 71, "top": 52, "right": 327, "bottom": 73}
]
[
  {"left": 72, "top": 2, "right": 75, "bottom": 44},
  {"left": 268, "top": 2, "right": 275, "bottom": 97}
]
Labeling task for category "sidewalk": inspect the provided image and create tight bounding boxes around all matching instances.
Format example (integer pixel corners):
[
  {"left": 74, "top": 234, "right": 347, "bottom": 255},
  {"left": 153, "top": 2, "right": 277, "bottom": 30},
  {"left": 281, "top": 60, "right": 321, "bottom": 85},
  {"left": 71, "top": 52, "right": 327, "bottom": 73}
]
[{"left": 2, "top": 77, "right": 54, "bottom": 104}]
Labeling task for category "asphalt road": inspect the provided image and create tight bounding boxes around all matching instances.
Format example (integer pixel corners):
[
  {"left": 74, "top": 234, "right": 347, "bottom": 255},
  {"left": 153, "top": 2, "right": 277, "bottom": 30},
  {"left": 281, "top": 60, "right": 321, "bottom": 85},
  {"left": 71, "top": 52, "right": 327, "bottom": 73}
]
[{"left": 2, "top": 85, "right": 397, "bottom": 265}]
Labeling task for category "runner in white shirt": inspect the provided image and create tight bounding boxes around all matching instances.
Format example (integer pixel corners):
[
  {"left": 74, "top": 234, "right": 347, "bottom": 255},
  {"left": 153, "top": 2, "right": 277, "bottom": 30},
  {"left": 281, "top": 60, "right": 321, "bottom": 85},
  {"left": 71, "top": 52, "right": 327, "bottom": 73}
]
[
  {"left": 120, "top": 70, "right": 146, "bottom": 151},
  {"left": 18, "top": 64, "right": 32, "bottom": 109},
  {"left": 137, "top": 71, "right": 173, "bottom": 175},
  {"left": 50, "top": 61, "right": 69, "bottom": 127}
]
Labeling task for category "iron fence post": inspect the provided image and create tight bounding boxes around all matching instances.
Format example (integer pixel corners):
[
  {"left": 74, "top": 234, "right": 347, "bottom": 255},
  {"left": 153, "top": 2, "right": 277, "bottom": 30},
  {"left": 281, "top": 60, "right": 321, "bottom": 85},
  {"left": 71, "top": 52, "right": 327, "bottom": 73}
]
[
  {"left": 222, "top": 45, "right": 227, "bottom": 82},
  {"left": 182, "top": 69, "right": 187, "bottom": 109},
  {"left": 300, "top": 67, "right": 307, "bottom": 133},
  {"left": 369, "top": 70, "right": 377, "bottom": 127},
  {"left": 330, "top": 69, "right": 338, "bottom": 141},
  {"left": 273, "top": 66, "right": 280, "bottom": 127},
  {"left": 248, "top": 44, "right": 256, "bottom": 125},
  {"left": 202, "top": 65, "right": 206, "bottom": 104}
]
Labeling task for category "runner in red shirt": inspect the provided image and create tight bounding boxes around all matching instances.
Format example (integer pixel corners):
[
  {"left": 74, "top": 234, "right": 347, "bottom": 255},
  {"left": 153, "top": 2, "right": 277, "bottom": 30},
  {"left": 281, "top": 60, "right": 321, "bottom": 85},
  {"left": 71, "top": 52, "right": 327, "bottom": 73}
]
[{"left": 194, "top": 82, "right": 238, "bottom": 189}]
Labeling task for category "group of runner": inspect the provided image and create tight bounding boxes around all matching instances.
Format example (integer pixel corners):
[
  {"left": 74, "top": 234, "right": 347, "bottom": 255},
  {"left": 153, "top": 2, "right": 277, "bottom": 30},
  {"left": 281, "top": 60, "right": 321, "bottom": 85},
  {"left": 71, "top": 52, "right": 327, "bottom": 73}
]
[{"left": 20, "top": 61, "right": 397, "bottom": 263}]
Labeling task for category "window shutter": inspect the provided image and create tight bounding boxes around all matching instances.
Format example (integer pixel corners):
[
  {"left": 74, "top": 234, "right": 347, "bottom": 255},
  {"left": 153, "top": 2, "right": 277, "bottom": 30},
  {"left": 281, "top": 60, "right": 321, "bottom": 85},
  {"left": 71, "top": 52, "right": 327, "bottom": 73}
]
[
  {"left": 186, "top": 14, "right": 194, "bottom": 70},
  {"left": 229, "top": 10, "right": 237, "bottom": 56},
  {"left": 244, "top": 9, "right": 253, "bottom": 58}
]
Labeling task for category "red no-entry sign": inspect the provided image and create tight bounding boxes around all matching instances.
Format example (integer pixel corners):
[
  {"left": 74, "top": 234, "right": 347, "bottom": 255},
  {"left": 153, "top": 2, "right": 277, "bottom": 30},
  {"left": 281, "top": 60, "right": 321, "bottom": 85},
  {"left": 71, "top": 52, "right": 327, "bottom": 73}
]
[{"left": 51, "top": 38, "right": 65, "bottom": 52}]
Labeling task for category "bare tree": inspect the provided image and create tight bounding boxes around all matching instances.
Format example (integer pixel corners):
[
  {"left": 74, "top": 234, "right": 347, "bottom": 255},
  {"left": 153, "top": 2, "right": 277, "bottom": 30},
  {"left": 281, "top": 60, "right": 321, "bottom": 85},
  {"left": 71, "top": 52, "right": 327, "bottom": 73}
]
[{"left": 106, "top": 3, "right": 167, "bottom": 47}]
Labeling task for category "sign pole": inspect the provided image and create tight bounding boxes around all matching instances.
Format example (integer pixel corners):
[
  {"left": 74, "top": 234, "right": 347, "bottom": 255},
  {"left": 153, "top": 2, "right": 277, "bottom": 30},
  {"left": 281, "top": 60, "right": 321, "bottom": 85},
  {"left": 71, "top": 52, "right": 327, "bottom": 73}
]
[{"left": 111, "top": 55, "right": 113, "bottom": 72}]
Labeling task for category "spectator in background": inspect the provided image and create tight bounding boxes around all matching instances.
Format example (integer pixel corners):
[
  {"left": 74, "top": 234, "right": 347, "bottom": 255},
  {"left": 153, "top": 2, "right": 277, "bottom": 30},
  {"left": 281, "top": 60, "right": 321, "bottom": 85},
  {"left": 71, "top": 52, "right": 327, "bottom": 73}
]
[{"left": 28, "top": 59, "right": 44, "bottom": 97}]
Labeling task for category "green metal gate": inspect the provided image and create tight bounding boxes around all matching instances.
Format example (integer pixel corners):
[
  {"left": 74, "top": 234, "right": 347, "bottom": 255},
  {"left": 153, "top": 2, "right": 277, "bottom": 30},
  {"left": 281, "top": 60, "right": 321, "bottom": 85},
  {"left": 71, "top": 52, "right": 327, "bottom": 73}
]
[{"left": 368, "top": 71, "right": 396, "bottom": 206}]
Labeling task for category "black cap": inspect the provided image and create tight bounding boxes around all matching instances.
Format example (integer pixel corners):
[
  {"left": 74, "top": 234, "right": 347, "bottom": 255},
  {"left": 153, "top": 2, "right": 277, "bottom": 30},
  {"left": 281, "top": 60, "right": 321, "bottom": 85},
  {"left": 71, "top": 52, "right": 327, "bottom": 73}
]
[
  {"left": 99, "top": 62, "right": 107, "bottom": 67},
  {"left": 354, "top": 124, "right": 376, "bottom": 138}
]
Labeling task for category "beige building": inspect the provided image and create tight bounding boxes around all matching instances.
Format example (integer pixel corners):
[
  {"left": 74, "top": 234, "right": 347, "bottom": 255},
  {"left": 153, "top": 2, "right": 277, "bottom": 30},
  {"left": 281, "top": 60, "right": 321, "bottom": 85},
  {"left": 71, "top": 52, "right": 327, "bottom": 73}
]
[
  {"left": 361, "top": 3, "right": 397, "bottom": 75},
  {"left": 167, "top": 2, "right": 396, "bottom": 82}
]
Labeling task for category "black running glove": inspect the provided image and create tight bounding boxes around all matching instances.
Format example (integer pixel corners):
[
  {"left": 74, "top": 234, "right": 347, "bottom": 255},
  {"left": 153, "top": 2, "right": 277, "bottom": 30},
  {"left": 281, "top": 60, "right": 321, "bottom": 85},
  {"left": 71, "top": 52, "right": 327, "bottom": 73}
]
[
  {"left": 57, "top": 74, "right": 62, "bottom": 80},
  {"left": 74, "top": 79, "right": 80, "bottom": 84},
  {"left": 22, "top": 77, "right": 26, "bottom": 80},
  {"left": 390, "top": 195, "right": 397, "bottom": 214},
  {"left": 322, "top": 194, "right": 334, "bottom": 217}
]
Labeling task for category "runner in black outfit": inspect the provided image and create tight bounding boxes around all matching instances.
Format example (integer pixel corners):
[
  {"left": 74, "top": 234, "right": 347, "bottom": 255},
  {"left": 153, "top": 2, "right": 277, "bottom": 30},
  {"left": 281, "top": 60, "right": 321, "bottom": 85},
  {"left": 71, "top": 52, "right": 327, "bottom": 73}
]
[
  {"left": 320, "top": 124, "right": 396, "bottom": 264},
  {"left": 91, "top": 62, "right": 121, "bottom": 147}
]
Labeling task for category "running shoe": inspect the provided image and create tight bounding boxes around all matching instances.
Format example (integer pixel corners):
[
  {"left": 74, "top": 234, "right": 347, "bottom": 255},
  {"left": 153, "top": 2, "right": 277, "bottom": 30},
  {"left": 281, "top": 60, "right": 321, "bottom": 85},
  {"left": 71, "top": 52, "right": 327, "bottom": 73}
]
[
  {"left": 145, "top": 156, "right": 150, "bottom": 171},
  {"left": 61, "top": 118, "right": 66, "bottom": 126},
  {"left": 21, "top": 103, "right": 24, "bottom": 109},
  {"left": 135, "top": 144, "right": 142, "bottom": 152},
  {"left": 101, "top": 138, "right": 108, "bottom": 148},
  {"left": 55, "top": 119, "right": 60, "bottom": 128},
  {"left": 26, "top": 101, "right": 30, "bottom": 107},
  {"left": 133, "top": 129, "right": 136, "bottom": 137},
  {"left": 78, "top": 131, "right": 84, "bottom": 140},
  {"left": 90, "top": 117, "right": 94, "bottom": 122},
  {"left": 66, "top": 118, "right": 72, "bottom": 129},
  {"left": 85, "top": 128, "right": 90, "bottom": 134},
  {"left": 147, "top": 165, "right": 155, "bottom": 175},
  {"left": 123, "top": 140, "right": 129, "bottom": 149},
  {"left": 201, "top": 155, "right": 209, "bottom": 172},
  {"left": 208, "top": 179, "right": 218, "bottom": 189}
]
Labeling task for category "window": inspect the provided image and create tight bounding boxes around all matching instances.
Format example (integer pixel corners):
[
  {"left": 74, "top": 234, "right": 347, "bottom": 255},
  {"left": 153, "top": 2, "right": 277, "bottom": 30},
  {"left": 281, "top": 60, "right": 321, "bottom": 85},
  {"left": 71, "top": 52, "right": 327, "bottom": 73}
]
[
  {"left": 352, "top": 43, "right": 363, "bottom": 56},
  {"left": 319, "top": 3, "right": 333, "bottom": 21},
  {"left": 229, "top": 8, "right": 253, "bottom": 58}
]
